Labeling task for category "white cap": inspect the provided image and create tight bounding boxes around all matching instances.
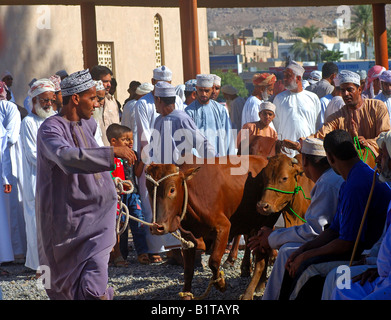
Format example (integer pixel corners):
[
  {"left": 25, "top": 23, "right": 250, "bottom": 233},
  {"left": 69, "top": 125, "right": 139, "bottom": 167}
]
[
  {"left": 308, "top": 70, "right": 322, "bottom": 84},
  {"left": 259, "top": 101, "right": 276, "bottom": 113},
  {"left": 154, "top": 81, "right": 176, "bottom": 97},
  {"left": 94, "top": 80, "right": 105, "bottom": 91},
  {"left": 287, "top": 61, "right": 305, "bottom": 77},
  {"left": 213, "top": 74, "right": 221, "bottom": 86},
  {"left": 337, "top": 70, "right": 361, "bottom": 86},
  {"left": 153, "top": 65, "right": 172, "bottom": 81},
  {"left": 196, "top": 74, "right": 214, "bottom": 88},
  {"left": 136, "top": 82, "right": 154, "bottom": 95},
  {"left": 185, "top": 79, "right": 197, "bottom": 92},
  {"left": 301, "top": 137, "right": 326, "bottom": 157}
]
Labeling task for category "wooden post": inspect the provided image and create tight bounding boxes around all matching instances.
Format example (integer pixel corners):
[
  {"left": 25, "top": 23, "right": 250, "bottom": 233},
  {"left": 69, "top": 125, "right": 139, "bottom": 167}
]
[
  {"left": 179, "top": 0, "right": 201, "bottom": 81},
  {"left": 372, "top": 4, "right": 389, "bottom": 70},
  {"left": 80, "top": 2, "right": 98, "bottom": 70}
]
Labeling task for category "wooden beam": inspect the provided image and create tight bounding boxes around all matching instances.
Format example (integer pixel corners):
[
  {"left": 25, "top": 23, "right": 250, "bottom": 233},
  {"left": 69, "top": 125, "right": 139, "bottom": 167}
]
[
  {"left": 0, "top": 0, "right": 388, "bottom": 7},
  {"left": 372, "top": 3, "right": 389, "bottom": 69},
  {"left": 179, "top": 0, "right": 201, "bottom": 81},
  {"left": 80, "top": 2, "right": 98, "bottom": 70}
]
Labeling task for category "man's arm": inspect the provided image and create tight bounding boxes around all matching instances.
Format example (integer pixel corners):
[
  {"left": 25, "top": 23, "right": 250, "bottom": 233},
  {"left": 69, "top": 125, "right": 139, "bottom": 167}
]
[{"left": 37, "top": 123, "right": 117, "bottom": 175}]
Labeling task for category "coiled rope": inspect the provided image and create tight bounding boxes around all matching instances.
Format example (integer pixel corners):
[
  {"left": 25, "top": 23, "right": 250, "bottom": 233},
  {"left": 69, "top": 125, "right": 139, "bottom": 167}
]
[{"left": 114, "top": 172, "right": 194, "bottom": 249}]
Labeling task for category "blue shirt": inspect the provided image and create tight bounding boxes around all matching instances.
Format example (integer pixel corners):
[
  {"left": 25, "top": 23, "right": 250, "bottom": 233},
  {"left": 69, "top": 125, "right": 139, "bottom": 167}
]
[
  {"left": 185, "top": 99, "right": 235, "bottom": 156},
  {"left": 330, "top": 161, "right": 391, "bottom": 251}
]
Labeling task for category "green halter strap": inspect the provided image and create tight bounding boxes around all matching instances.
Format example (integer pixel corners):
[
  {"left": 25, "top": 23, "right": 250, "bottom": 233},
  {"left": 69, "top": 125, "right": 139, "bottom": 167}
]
[{"left": 264, "top": 181, "right": 310, "bottom": 223}]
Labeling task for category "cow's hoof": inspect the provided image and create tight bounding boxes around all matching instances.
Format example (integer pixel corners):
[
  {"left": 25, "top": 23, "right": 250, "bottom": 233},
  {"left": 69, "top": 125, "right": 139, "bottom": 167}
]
[
  {"left": 239, "top": 293, "right": 253, "bottom": 300},
  {"left": 223, "top": 259, "right": 235, "bottom": 268},
  {"left": 213, "top": 271, "right": 227, "bottom": 292},
  {"left": 178, "top": 292, "right": 193, "bottom": 300}
]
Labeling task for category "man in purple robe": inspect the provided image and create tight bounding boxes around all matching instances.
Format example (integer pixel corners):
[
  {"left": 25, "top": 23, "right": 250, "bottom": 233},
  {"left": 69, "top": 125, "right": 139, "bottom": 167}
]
[{"left": 35, "top": 69, "right": 136, "bottom": 300}]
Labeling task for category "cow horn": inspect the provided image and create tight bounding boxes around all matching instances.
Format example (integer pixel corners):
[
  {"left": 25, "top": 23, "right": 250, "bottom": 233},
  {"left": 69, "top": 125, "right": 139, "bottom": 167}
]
[
  {"left": 176, "top": 166, "right": 179, "bottom": 172},
  {"left": 291, "top": 158, "right": 298, "bottom": 164}
]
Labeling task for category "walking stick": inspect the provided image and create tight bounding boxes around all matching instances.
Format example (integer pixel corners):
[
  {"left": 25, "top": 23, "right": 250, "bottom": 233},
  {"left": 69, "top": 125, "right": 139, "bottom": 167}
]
[{"left": 349, "top": 168, "right": 379, "bottom": 267}]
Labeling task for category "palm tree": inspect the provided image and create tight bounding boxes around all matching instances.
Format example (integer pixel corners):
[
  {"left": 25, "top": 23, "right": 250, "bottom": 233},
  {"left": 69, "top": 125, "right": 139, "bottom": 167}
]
[
  {"left": 348, "top": 5, "right": 373, "bottom": 60},
  {"left": 290, "top": 25, "right": 326, "bottom": 62}
]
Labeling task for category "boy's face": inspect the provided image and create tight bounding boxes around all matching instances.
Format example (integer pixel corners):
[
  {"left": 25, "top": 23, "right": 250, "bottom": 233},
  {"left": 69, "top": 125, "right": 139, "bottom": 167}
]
[
  {"left": 259, "top": 109, "right": 275, "bottom": 126},
  {"left": 111, "top": 131, "right": 133, "bottom": 149}
]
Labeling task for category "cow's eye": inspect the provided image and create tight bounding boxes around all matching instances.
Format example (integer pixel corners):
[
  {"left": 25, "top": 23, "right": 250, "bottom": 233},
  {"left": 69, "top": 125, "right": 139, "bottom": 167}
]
[
  {"left": 282, "top": 177, "right": 288, "bottom": 182},
  {"left": 169, "top": 187, "right": 175, "bottom": 194}
]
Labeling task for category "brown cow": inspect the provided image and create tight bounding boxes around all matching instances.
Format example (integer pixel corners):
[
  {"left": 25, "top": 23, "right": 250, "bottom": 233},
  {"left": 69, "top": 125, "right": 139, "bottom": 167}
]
[
  {"left": 225, "top": 136, "right": 283, "bottom": 269},
  {"left": 236, "top": 153, "right": 314, "bottom": 300},
  {"left": 145, "top": 155, "right": 282, "bottom": 300}
]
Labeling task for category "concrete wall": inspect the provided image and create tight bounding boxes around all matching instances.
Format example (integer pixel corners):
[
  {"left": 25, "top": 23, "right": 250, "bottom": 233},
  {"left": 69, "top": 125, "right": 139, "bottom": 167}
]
[{"left": 0, "top": 5, "right": 209, "bottom": 106}]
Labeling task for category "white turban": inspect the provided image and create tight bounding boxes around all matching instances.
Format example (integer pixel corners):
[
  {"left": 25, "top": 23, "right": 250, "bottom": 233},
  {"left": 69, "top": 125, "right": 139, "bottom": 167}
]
[
  {"left": 338, "top": 70, "right": 361, "bottom": 86},
  {"left": 287, "top": 61, "right": 305, "bottom": 77},
  {"left": 301, "top": 137, "right": 326, "bottom": 157},
  {"left": 49, "top": 75, "right": 61, "bottom": 92},
  {"left": 28, "top": 78, "right": 56, "bottom": 98},
  {"left": 136, "top": 82, "right": 154, "bottom": 95},
  {"left": 308, "top": 70, "right": 322, "bottom": 84}
]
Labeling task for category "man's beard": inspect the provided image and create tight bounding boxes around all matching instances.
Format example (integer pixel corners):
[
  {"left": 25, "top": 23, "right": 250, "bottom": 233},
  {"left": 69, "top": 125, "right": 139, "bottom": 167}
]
[
  {"left": 285, "top": 79, "right": 298, "bottom": 91},
  {"left": 92, "top": 107, "right": 103, "bottom": 122},
  {"left": 261, "top": 89, "right": 270, "bottom": 101},
  {"left": 34, "top": 101, "right": 55, "bottom": 119}
]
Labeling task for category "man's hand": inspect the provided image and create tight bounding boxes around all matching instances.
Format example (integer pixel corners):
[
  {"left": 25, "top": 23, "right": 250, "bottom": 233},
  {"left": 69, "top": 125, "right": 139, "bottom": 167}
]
[
  {"left": 286, "top": 251, "right": 307, "bottom": 278},
  {"left": 357, "top": 136, "right": 368, "bottom": 148},
  {"left": 353, "top": 267, "right": 379, "bottom": 286},
  {"left": 113, "top": 146, "right": 137, "bottom": 165},
  {"left": 282, "top": 139, "right": 302, "bottom": 152},
  {"left": 4, "top": 184, "right": 12, "bottom": 193},
  {"left": 248, "top": 226, "right": 273, "bottom": 254}
]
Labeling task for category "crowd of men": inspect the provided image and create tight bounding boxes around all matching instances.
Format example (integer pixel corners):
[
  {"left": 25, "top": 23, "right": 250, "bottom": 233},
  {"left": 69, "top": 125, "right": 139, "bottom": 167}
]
[{"left": 1, "top": 60, "right": 391, "bottom": 300}]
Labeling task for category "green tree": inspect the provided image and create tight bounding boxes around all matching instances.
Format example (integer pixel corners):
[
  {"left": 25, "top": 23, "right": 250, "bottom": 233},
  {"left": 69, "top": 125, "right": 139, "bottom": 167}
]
[
  {"left": 212, "top": 70, "right": 248, "bottom": 100},
  {"left": 348, "top": 5, "right": 373, "bottom": 60},
  {"left": 290, "top": 25, "right": 327, "bottom": 62},
  {"left": 321, "top": 50, "right": 344, "bottom": 62}
]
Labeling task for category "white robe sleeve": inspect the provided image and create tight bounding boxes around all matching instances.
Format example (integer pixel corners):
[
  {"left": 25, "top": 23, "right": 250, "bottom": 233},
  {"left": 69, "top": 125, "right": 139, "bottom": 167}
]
[{"left": 1, "top": 125, "right": 11, "bottom": 185}]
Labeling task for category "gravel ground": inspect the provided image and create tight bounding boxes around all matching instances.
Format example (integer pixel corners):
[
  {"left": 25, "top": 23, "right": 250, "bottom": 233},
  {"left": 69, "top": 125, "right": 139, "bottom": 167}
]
[{"left": 0, "top": 244, "right": 270, "bottom": 301}]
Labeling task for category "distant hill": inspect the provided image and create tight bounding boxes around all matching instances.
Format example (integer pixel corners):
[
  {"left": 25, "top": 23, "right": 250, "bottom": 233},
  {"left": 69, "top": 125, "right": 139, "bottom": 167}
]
[{"left": 207, "top": 5, "right": 391, "bottom": 37}]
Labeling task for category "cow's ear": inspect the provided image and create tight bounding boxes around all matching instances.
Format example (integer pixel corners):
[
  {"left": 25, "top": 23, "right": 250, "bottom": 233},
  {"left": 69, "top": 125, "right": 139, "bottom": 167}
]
[{"left": 183, "top": 167, "right": 201, "bottom": 181}]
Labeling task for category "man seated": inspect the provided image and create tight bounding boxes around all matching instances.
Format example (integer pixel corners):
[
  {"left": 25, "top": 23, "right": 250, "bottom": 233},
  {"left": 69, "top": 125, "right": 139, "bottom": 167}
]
[
  {"left": 323, "top": 130, "right": 391, "bottom": 300},
  {"left": 248, "top": 137, "right": 344, "bottom": 300},
  {"left": 278, "top": 130, "right": 391, "bottom": 300}
]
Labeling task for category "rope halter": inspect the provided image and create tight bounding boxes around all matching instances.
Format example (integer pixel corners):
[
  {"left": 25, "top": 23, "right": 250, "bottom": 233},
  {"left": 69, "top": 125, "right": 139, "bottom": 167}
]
[
  {"left": 145, "top": 168, "right": 188, "bottom": 224},
  {"left": 145, "top": 168, "right": 193, "bottom": 249},
  {"left": 263, "top": 180, "right": 310, "bottom": 223}
]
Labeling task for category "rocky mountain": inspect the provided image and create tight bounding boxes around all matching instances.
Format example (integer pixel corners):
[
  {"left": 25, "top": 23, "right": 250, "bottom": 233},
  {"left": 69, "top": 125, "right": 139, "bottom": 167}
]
[{"left": 207, "top": 5, "right": 391, "bottom": 37}]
